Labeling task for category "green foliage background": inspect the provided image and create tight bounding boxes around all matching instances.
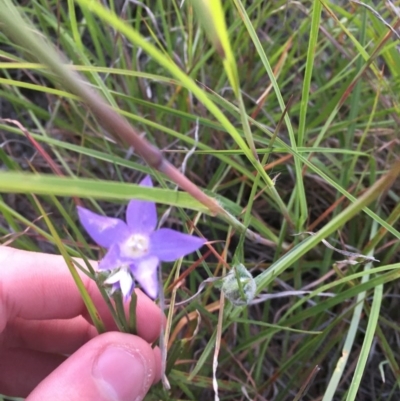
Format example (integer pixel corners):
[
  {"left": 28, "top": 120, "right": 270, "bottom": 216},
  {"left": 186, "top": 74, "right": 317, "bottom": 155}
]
[{"left": 0, "top": 0, "right": 400, "bottom": 399}]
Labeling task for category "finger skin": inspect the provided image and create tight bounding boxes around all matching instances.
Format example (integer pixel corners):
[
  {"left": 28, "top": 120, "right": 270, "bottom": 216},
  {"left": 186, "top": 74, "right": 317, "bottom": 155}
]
[
  {"left": 0, "top": 246, "right": 164, "bottom": 343},
  {"left": 0, "top": 348, "right": 66, "bottom": 397},
  {"left": 3, "top": 316, "right": 97, "bottom": 354},
  {"left": 0, "top": 247, "right": 164, "bottom": 398},
  {"left": 0, "top": 335, "right": 162, "bottom": 398},
  {"left": 26, "top": 333, "right": 161, "bottom": 401}
]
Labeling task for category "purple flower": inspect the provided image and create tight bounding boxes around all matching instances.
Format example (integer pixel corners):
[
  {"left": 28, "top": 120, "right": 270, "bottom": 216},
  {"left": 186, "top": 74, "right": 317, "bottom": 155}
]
[{"left": 77, "top": 176, "right": 206, "bottom": 300}]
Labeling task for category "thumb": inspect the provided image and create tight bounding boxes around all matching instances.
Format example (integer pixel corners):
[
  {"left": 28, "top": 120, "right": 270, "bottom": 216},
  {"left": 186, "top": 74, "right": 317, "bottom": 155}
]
[{"left": 27, "top": 332, "right": 161, "bottom": 401}]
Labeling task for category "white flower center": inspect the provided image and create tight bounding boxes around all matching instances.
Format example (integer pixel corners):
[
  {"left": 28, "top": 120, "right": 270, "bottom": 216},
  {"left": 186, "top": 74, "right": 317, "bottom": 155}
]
[{"left": 120, "top": 233, "right": 150, "bottom": 259}]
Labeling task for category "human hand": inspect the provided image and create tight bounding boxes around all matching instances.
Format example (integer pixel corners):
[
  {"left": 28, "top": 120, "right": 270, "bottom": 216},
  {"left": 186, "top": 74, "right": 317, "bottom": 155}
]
[{"left": 0, "top": 246, "right": 163, "bottom": 401}]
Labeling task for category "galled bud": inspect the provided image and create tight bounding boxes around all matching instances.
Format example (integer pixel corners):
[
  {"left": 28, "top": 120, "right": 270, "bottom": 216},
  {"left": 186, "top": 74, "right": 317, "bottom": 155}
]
[{"left": 221, "top": 263, "right": 256, "bottom": 306}]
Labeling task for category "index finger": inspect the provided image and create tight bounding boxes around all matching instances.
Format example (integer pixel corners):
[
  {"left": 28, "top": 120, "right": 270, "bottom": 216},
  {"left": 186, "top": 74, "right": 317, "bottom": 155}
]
[{"left": 0, "top": 247, "right": 163, "bottom": 343}]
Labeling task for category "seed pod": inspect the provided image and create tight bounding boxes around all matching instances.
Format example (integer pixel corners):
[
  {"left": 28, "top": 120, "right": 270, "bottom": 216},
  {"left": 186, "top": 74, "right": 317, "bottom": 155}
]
[{"left": 221, "top": 263, "right": 256, "bottom": 306}]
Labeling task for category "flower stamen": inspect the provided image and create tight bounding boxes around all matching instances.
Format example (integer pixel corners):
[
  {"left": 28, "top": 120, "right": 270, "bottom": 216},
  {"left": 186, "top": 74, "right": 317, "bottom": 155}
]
[{"left": 120, "top": 233, "right": 150, "bottom": 258}]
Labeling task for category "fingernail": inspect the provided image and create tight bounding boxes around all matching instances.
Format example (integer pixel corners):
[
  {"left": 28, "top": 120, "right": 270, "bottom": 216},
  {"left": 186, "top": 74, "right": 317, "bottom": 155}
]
[{"left": 92, "top": 345, "right": 148, "bottom": 401}]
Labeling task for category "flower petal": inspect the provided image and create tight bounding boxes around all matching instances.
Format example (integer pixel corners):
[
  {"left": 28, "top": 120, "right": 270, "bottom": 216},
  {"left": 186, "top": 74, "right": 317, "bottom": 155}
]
[
  {"left": 105, "top": 269, "right": 134, "bottom": 300},
  {"left": 104, "top": 269, "right": 124, "bottom": 284},
  {"left": 77, "top": 206, "right": 130, "bottom": 248},
  {"left": 150, "top": 228, "right": 206, "bottom": 262},
  {"left": 130, "top": 256, "right": 159, "bottom": 299},
  {"left": 119, "top": 271, "right": 135, "bottom": 300},
  {"left": 98, "top": 243, "right": 128, "bottom": 271},
  {"left": 126, "top": 176, "right": 157, "bottom": 234},
  {"left": 139, "top": 175, "right": 153, "bottom": 187}
]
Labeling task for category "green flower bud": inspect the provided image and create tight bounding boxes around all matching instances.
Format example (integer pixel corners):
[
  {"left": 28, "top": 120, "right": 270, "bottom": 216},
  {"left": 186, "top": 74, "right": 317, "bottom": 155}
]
[{"left": 221, "top": 263, "right": 256, "bottom": 306}]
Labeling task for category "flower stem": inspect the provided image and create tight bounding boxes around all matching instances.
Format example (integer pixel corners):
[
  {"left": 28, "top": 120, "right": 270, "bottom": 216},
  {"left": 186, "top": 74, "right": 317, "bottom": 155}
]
[
  {"left": 128, "top": 291, "right": 138, "bottom": 335},
  {"left": 113, "top": 292, "right": 129, "bottom": 333}
]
